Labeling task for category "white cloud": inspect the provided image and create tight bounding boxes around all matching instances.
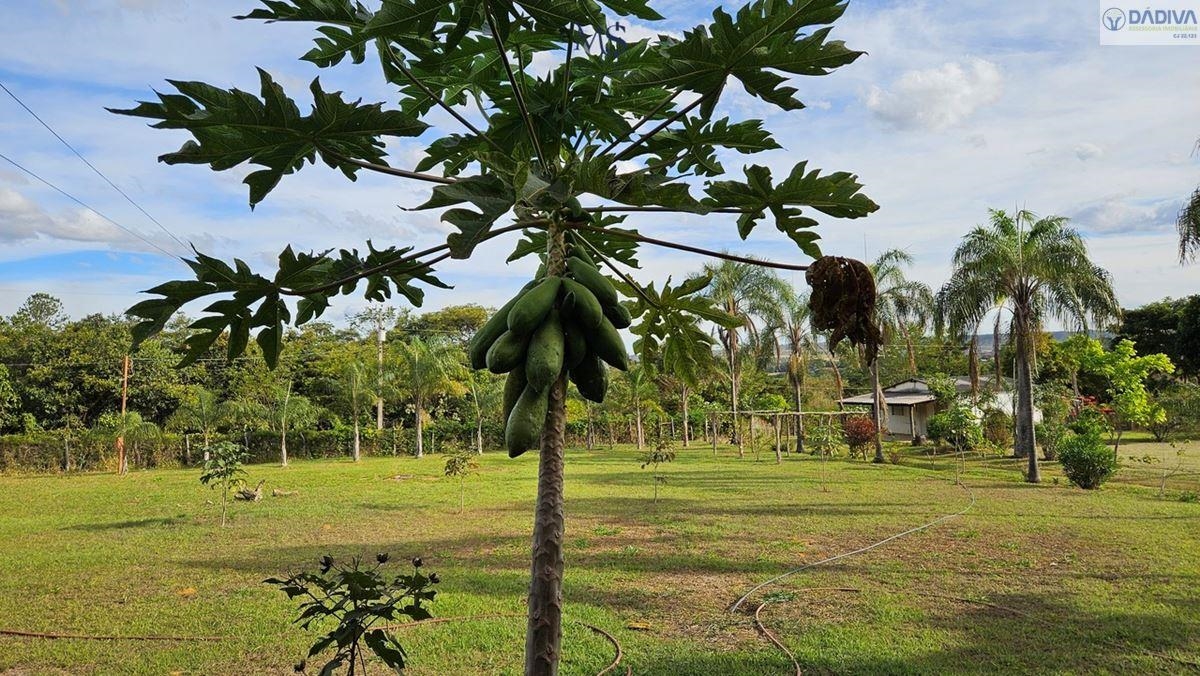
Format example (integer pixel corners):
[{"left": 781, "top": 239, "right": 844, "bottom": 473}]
[
  {"left": 1074, "top": 143, "right": 1104, "bottom": 161},
  {"left": 865, "top": 58, "right": 1003, "bottom": 131},
  {"left": 1070, "top": 196, "right": 1180, "bottom": 235},
  {"left": 0, "top": 185, "right": 182, "bottom": 253}
]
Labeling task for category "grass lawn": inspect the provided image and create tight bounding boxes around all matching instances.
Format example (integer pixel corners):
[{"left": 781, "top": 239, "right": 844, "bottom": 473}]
[{"left": 2, "top": 438, "right": 1199, "bottom": 675}]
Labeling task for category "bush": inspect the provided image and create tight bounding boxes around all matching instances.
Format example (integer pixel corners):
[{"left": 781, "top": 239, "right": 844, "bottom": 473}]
[
  {"left": 1058, "top": 431, "right": 1117, "bottom": 489},
  {"left": 927, "top": 405, "right": 983, "bottom": 452},
  {"left": 1036, "top": 420, "right": 1068, "bottom": 461},
  {"left": 926, "top": 413, "right": 951, "bottom": 446},
  {"left": 842, "top": 415, "right": 876, "bottom": 457},
  {"left": 981, "top": 409, "right": 1013, "bottom": 448}
]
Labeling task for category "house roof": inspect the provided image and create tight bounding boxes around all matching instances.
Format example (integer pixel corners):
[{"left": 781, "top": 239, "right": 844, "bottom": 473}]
[
  {"left": 840, "top": 392, "right": 935, "bottom": 407},
  {"left": 838, "top": 375, "right": 1012, "bottom": 407}
]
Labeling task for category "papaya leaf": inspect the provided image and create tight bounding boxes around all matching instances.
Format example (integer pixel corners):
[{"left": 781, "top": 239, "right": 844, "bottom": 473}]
[
  {"left": 705, "top": 163, "right": 878, "bottom": 258},
  {"left": 416, "top": 175, "right": 517, "bottom": 258},
  {"left": 626, "top": 0, "right": 861, "bottom": 116},
  {"left": 109, "top": 70, "right": 427, "bottom": 208}
]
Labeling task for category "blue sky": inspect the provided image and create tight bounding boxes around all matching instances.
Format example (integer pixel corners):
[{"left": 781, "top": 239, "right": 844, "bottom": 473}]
[{"left": 1, "top": 0, "right": 1197, "bottom": 327}]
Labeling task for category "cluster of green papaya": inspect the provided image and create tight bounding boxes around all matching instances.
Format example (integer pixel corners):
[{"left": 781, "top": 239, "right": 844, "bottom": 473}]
[{"left": 468, "top": 234, "right": 630, "bottom": 457}]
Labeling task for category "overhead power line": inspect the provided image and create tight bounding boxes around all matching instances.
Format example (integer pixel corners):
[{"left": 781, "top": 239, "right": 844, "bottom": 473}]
[
  {"left": 0, "top": 81, "right": 190, "bottom": 252},
  {"left": 0, "top": 150, "right": 182, "bottom": 260}
]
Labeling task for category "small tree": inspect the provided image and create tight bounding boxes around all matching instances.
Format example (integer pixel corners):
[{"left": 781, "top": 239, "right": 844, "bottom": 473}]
[
  {"left": 266, "top": 553, "right": 438, "bottom": 675},
  {"left": 1149, "top": 382, "right": 1200, "bottom": 442},
  {"left": 841, "top": 414, "right": 876, "bottom": 461},
  {"left": 443, "top": 451, "right": 479, "bottom": 513},
  {"left": 200, "top": 441, "right": 248, "bottom": 527},
  {"left": 1070, "top": 338, "right": 1175, "bottom": 457},
  {"left": 808, "top": 416, "right": 842, "bottom": 493},
  {"left": 640, "top": 439, "right": 676, "bottom": 504}
]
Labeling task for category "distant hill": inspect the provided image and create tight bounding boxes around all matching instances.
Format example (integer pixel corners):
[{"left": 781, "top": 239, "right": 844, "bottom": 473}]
[{"left": 972, "top": 330, "right": 1111, "bottom": 353}]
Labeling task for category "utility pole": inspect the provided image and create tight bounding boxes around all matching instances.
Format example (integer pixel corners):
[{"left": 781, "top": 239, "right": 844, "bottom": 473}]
[{"left": 117, "top": 354, "right": 130, "bottom": 475}]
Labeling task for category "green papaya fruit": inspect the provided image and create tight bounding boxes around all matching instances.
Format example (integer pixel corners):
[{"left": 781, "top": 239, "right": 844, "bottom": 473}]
[
  {"left": 525, "top": 311, "right": 565, "bottom": 392},
  {"left": 560, "top": 278, "right": 604, "bottom": 330},
  {"left": 567, "top": 233, "right": 596, "bottom": 267},
  {"left": 587, "top": 317, "right": 629, "bottom": 371},
  {"left": 508, "top": 276, "right": 561, "bottom": 336},
  {"left": 566, "top": 257, "right": 618, "bottom": 307},
  {"left": 569, "top": 353, "right": 608, "bottom": 403},
  {"left": 503, "top": 368, "right": 527, "bottom": 421},
  {"left": 506, "top": 385, "right": 548, "bottom": 457},
  {"left": 562, "top": 323, "right": 588, "bottom": 371},
  {"left": 468, "top": 282, "right": 534, "bottom": 370},
  {"left": 603, "top": 301, "right": 633, "bottom": 330},
  {"left": 485, "top": 330, "right": 528, "bottom": 374}
]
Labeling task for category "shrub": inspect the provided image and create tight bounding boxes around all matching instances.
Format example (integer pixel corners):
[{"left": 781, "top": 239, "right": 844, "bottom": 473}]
[
  {"left": 1036, "top": 420, "right": 1068, "bottom": 461},
  {"left": 981, "top": 409, "right": 1013, "bottom": 448},
  {"left": 926, "top": 413, "right": 951, "bottom": 446},
  {"left": 1058, "top": 431, "right": 1117, "bottom": 489},
  {"left": 842, "top": 415, "right": 876, "bottom": 458},
  {"left": 927, "top": 405, "right": 983, "bottom": 453}
]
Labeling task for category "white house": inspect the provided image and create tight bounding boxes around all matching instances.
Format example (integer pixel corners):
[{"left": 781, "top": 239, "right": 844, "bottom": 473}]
[{"left": 838, "top": 376, "right": 1039, "bottom": 439}]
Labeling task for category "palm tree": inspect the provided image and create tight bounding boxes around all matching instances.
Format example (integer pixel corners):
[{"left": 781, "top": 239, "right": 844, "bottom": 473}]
[
  {"left": 869, "top": 249, "right": 934, "bottom": 462},
  {"left": 169, "top": 385, "right": 222, "bottom": 462},
  {"left": 703, "top": 260, "right": 789, "bottom": 456},
  {"left": 395, "top": 337, "right": 465, "bottom": 458},
  {"left": 619, "top": 364, "right": 658, "bottom": 449},
  {"left": 264, "top": 382, "right": 317, "bottom": 466},
  {"left": 1179, "top": 137, "right": 1199, "bottom": 264},
  {"left": 939, "top": 209, "right": 1120, "bottom": 482},
  {"left": 765, "top": 286, "right": 816, "bottom": 453},
  {"left": 220, "top": 398, "right": 267, "bottom": 452},
  {"left": 466, "top": 369, "right": 503, "bottom": 453}
]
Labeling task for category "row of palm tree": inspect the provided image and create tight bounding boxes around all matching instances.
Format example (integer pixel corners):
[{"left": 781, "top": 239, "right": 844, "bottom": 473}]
[{"left": 698, "top": 208, "right": 1119, "bottom": 483}]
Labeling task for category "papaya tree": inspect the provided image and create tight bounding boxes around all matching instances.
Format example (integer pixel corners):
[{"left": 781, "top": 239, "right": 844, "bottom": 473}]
[{"left": 112, "top": 1, "right": 879, "bottom": 672}]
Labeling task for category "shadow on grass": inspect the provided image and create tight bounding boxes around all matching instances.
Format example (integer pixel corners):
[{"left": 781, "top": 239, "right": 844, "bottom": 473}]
[
  {"left": 64, "top": 516, "right": 186, "bottom": 531},
  {"left": 755, "top": 589, "right": 1200, "bottom": 675}
]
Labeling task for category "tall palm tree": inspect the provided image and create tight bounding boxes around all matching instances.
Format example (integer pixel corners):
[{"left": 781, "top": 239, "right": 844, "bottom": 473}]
[
  {"left": 396, "top": 337, "right": 465, "bottom": 458},
  {"left": 939, "top": 209, "right": 1120, "bottom": 482},
  {"left": 703, "top": 260, "right": 789, "bottom": 456},
  {"left": 873, "top": 250, "right": 935, "bottom": 376},
  {"left": 169, "top": 385, "right": 222, "bottom": 462},
  {"left": 869, "top": 249, "right": 934, "bottom": 462},
  {"left": 218, "top": 398, "right": 267, "bottom": 452},
  {"left": 765, "top": 286, "right": 816, "bottom": 453},
  {"left": 1179, "top": 137, "right": 1199, "bottom": 264}
]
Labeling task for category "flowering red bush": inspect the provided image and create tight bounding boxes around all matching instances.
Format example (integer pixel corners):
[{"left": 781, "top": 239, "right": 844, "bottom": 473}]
[{"left": 842, "top": 415, "right": 877, "bottom": 454}]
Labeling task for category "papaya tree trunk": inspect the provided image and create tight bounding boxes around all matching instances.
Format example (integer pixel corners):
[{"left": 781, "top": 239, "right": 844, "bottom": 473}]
[{"left": 525, "top": 223, "right": 568, "bottom": 676}]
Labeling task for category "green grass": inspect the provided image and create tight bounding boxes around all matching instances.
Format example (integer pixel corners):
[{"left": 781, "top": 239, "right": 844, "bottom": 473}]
[{"left": 2, "top": 438, "right": 1199, "bottom": 675}]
